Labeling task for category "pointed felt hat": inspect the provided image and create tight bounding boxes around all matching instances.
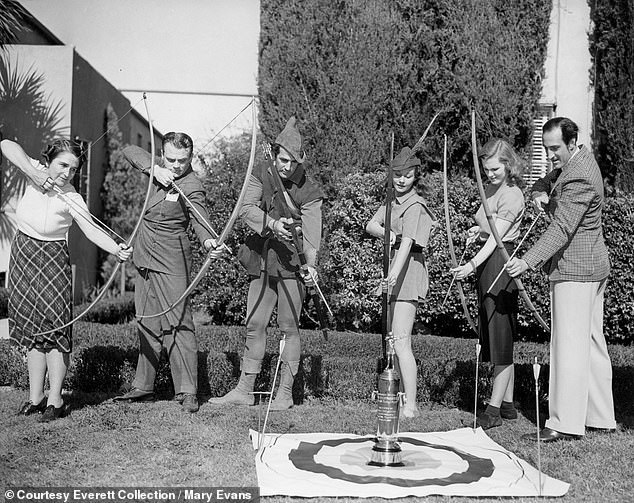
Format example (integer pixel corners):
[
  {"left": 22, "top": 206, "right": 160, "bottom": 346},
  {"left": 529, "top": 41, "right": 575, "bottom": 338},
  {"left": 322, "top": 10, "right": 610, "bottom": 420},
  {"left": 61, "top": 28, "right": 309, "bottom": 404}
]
[
  {"left": 275, "top": 116, "right": 305, "bottom": 163},
  {"left": 391, "top": 146, "right": 421, "bottom": 171}
]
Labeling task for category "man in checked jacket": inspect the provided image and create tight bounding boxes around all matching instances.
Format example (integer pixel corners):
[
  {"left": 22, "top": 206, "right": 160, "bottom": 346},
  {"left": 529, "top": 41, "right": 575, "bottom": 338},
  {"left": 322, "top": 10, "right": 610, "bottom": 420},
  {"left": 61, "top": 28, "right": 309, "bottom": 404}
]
[{"left": 507, "top": 117, "right": 616, "bottom": 442}]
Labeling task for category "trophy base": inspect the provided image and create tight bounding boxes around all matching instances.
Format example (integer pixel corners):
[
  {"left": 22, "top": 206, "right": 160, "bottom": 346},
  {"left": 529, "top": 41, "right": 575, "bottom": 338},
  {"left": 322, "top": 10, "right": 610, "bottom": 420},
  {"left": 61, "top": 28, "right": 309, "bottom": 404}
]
[{"left": 368, "top": 441, "right": 404, "bottom": 467}]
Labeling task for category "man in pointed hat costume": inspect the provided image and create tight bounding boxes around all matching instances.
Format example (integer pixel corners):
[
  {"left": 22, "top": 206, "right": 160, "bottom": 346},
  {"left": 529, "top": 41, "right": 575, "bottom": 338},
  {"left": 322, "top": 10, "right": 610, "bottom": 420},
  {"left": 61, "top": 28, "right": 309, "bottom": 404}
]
[{"left": 210, "top": 117, "right": 324, "bottom": 410}]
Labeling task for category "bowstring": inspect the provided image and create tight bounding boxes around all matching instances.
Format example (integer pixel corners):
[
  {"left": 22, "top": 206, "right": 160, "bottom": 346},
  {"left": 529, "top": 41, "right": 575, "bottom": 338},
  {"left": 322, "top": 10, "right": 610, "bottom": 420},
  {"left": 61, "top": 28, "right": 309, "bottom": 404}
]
[{"left": 193, "top": 98, "right": 256, "bottom": 159}]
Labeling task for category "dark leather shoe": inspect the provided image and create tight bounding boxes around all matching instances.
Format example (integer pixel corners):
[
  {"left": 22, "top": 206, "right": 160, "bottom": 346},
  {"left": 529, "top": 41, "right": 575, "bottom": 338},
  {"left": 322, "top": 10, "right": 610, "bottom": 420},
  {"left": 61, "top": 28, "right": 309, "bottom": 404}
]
[
  {"left": 476, "top": 412, "right": 503, "bottom": 430},
  {"left": 522, "top": 427, "right": 581, "bottom": 443},
  {"left": 17, "top": 397, "right": 47, "bottom": 416},
  {"left": 181, "top": 394, "right": 199, "bottom": 413},
  {"left": 113, "top": 388, "right": 155, "bottom": 402},
  {"left": 38, "top": 403, "right": 67, "bottom": 423}
]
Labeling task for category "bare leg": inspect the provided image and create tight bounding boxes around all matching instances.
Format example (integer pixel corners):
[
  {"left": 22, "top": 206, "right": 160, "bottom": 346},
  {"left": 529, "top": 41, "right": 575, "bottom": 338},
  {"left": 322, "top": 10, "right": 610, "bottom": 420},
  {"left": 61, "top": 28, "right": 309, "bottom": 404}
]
[
  {"left": 391, "top": 300, "right": 418, "bottom": 417},
  {"left": 45, "top": 349, "right": 70, "bottom": 408},
  {"left": 489, "top": 364, "right": 514, "bottom": 407},
  {"left": 27, "top": 348, "right": 47, "bottom": 404}
]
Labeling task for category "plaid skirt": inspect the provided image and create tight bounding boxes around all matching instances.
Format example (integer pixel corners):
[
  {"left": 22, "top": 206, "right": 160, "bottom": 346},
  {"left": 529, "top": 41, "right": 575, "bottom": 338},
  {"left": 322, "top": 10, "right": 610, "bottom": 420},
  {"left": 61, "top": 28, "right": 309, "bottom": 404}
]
[{"left": 8, "top": 230, "right": 73, "bottom": 352}]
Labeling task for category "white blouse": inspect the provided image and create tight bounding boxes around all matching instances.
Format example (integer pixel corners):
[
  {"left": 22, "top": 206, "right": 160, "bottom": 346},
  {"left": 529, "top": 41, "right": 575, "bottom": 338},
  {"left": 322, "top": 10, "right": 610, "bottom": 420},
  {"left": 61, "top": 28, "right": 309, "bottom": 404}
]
[{"left": 15, "top": 159, "right": 88, "bottom": 241}]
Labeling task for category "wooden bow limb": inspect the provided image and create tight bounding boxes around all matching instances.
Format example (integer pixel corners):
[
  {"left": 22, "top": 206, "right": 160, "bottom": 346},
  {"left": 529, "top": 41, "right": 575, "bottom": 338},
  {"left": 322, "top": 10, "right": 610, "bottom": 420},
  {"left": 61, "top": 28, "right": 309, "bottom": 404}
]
[
  {"left": 380, "top": 131, "right": 395, "bottom": 367},
  {"left": 33, "top": 93, "right": 157, "bottom": 336},
  {"left": 443, "top": 135, "right": 478, "bottom": 334},
  {"left": 137, "top": 98, "right": 258, "bottom": 320},
  {"left": 440, "top": 245, "right": 469, "bottom": 309},
  {"left": 486, "top": 211, "right": 543, "bottom": 294},
  {"left": 470, "top": 111, "right": 550, "bottom": 333}
]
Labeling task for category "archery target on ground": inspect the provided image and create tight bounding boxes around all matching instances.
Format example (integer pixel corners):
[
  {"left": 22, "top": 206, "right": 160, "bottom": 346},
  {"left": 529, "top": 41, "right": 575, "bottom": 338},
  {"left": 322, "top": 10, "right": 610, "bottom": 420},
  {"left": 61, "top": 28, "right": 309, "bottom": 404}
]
[{"left": 250, "top": 428, "right": 569, "bottom": 498}]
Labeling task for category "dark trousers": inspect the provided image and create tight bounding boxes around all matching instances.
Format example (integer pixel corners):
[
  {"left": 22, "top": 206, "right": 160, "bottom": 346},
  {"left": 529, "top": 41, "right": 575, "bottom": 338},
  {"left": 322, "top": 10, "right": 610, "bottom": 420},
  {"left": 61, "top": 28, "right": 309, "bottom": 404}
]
[{"left": 133, "top": 268, "right": 197, "bottom": 394}]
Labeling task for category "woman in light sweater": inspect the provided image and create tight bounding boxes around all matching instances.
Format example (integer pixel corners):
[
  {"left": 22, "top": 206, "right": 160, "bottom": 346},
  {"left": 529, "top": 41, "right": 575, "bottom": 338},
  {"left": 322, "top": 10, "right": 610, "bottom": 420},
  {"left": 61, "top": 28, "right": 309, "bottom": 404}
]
[
  {"left": 1, "top": 138, "right": 132, "bottom": 422},
  {"left": 451, "top": 138, "right": 525, "bottom": 429}
]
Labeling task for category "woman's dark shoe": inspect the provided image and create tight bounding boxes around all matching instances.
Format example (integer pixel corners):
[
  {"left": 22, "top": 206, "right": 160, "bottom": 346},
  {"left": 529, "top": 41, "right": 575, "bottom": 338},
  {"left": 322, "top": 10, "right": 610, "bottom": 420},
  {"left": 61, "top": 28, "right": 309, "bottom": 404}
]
[
  {"left": 17, "top": 398, "right": 48, "bottom": 416},
  {"left": 38, "top": 403, "right": 67, "bottom": 423},
  {"left": 500, "top": 401, "right": 518, "bottom": 420},
  {"left": 476, "top": 412, "right": 503, "bottom": 430}
]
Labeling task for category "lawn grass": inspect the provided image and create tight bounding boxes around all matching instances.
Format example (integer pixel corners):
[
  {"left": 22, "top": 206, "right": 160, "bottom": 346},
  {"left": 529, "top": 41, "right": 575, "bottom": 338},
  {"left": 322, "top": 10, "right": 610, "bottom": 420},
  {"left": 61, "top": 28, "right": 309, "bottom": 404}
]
[{"left": 1, "top": 386, "right": 633, "bottom": 502}]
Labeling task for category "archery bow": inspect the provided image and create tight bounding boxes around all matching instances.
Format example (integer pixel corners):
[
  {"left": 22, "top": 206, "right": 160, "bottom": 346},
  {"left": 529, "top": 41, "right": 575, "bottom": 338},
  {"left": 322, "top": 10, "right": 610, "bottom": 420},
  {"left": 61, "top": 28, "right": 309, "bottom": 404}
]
[
  {"left": 470, "top": 110, "right": 550, "bottom": 333},
  {"left": 33, "top": 93, "right": 157, "bottom": 336},
  {"left": 262, "top": 141, "right": 330, "bottom": 340},
  {"left": 380, "top": 131, "right": 395, "bottom": 368},
  {"left": 442, "top": 135, "right": 478, "bottom": 334},
  {"left": 137, "top": 98, "right": 258, "bottom": 320}
]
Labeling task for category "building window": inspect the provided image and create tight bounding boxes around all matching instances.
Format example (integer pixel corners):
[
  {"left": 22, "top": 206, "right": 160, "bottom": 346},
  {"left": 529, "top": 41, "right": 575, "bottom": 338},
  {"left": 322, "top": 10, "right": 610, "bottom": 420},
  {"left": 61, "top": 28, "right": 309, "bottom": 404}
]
[
  {"left": 525, "top": 103, "right": 555, "bottom": 188},
  {"left": 137, "top": 133, "right": 143, "bottom": 147}
]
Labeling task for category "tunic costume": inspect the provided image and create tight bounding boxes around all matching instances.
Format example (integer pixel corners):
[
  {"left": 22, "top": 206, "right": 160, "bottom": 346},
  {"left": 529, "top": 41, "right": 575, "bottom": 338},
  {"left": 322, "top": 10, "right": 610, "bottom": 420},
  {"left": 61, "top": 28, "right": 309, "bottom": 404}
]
[
  {"left": 370, "top": 190, "right": 435, "bottom": 302},
  {"left": 9, "top": 160, "right": 89, "bottom": 353},
  {"left": 473, "top": 183, "right": 524, "bottom": 365},
  {"left": 123, "top": 146, "right": 214, "bottom": 395},
  {"left": 523, "top": 145, "right": 615, "bottom": 435},
  {"left": 237, "top": 162, "right": 323, "bottom": 375}
]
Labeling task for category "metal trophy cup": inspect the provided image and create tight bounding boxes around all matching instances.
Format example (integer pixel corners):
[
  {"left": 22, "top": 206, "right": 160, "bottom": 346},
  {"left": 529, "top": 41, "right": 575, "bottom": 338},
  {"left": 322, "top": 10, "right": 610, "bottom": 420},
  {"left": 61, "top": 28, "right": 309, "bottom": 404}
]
[{"left": 369, "top": 335, "right": 405, "bottom": 467}]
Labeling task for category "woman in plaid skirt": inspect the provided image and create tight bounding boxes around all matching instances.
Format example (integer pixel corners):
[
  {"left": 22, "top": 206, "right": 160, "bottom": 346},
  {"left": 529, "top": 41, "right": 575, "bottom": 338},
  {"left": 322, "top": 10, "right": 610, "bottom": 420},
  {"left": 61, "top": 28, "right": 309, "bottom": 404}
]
[{"left": 1, "top": 138, "right": 133, "bottom": 422}]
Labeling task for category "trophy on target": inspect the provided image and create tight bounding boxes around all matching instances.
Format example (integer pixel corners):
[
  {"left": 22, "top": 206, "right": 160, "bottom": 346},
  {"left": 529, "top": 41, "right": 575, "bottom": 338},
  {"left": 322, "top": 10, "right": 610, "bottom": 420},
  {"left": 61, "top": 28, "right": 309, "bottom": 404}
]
[{"left": 369, "top": 334, "right": 405, "bottom": 467}]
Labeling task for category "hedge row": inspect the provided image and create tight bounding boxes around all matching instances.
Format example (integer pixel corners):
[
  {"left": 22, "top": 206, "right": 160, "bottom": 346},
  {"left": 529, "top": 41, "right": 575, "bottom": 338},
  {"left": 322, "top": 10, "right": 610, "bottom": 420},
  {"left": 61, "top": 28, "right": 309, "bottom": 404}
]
[{"left": 2, "top": 322, "right": 632, "bottom": 418}]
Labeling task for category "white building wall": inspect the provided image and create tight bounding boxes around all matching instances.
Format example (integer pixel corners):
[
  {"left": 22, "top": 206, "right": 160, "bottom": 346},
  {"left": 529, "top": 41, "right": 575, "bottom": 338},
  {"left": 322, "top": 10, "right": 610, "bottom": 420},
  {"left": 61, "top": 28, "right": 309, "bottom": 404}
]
[{"left": 541, "top": 0, "right": 594, "bottom": 148}]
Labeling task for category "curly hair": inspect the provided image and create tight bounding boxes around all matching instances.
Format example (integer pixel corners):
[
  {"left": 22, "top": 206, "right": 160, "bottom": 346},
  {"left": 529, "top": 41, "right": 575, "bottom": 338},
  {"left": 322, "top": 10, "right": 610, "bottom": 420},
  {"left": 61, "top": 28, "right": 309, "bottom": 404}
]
[
  {"left": 41, "top": 138, "right": 85, "bottom": 169},
  {"left": 478, "top": 138, "right": 526, "bottom": 188}
]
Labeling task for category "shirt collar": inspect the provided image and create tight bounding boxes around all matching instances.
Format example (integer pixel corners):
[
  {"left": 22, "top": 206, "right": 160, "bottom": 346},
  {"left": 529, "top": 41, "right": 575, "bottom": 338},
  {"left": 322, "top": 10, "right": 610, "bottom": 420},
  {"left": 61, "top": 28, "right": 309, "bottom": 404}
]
[{"left": 394, "top": 189, "right": 417, "bottom": 205}]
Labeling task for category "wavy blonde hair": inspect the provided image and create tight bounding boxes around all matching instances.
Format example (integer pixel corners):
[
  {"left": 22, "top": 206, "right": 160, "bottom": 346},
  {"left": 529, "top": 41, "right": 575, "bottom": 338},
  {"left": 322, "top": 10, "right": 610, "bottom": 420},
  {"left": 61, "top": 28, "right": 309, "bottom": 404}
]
[{"left": 479, "top": 138, "right": 526, "bottom": 188}]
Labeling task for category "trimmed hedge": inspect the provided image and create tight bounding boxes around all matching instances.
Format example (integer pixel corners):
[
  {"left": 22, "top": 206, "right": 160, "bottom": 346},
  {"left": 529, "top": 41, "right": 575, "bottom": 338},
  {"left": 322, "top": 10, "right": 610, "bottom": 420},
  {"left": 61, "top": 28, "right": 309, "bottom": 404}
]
[
  {"left": 1, "top": 322, "right": 632, "bottom": 419},
  {"left": 74, "top": 292, "right": 136, "bottom": 324}
]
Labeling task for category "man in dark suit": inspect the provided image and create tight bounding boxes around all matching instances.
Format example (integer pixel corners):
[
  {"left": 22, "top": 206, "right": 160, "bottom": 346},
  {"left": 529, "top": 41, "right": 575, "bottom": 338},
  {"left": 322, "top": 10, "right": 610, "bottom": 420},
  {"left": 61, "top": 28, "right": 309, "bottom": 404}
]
[
  {"left": 114, "top": 132, "right": 222, "bottom": 412},
  {"left": 507, "top": 117, "right": 616, "bottom": 441}
]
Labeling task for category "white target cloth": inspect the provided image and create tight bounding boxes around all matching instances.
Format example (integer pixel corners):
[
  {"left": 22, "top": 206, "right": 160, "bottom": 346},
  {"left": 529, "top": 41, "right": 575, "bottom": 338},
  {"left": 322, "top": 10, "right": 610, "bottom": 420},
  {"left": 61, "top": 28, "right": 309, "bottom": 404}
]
[{"left": 251, "top": 428, "right": 569, "bottom": 498}]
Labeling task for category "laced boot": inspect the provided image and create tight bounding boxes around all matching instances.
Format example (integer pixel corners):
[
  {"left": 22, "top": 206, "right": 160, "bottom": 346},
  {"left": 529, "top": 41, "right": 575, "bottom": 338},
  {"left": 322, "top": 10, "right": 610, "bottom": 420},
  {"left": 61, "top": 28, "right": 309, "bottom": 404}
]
[
  {"left": 268, "top": 362, "right": 296, "bottom": 411},
  {"left": 209, "top": 372, "right": 256, "bottom": 406}
]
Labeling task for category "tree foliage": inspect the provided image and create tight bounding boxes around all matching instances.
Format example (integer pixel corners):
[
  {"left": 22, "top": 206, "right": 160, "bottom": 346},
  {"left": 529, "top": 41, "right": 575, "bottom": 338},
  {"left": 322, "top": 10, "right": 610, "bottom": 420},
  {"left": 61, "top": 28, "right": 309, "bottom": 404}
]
[
  {"left": 0, "top": 0, "right": 29, "bottom": 48},
  {"left": 100, "top": 104, "right": 146, "bottom": 291},
  {"left": 259, "top": 0, "right": 551, "bottom": 197},
  {"left": 589, "top": 0, "right": 634, "bottom": 192}
]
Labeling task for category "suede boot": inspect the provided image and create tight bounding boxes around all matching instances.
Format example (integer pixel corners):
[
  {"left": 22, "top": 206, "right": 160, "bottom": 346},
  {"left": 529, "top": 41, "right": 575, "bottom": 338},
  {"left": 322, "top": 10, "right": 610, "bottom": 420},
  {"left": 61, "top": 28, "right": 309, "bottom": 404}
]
[
  {"left": 209, "top": 372, "right": 256, "bottom": 406},
  {"left": 268, "top": 362, "right": 296, "bottom": 411}
]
